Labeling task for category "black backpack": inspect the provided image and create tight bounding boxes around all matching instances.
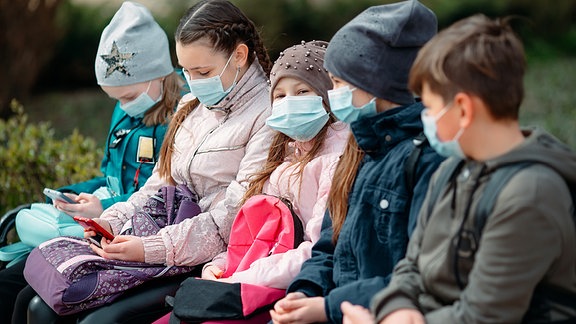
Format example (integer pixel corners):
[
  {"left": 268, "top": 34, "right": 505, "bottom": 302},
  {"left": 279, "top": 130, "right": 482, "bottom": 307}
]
[{"left": 425, "top": 158, "right": 576, "bottom": 319}]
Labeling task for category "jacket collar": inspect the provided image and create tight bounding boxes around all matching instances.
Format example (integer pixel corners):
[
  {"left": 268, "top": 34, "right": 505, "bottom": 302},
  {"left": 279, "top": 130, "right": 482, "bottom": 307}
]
[
  {"left": 292, "top": 121, "right": 349, "bottom": 159},
  {"left": 351, "top": 101, "right": 425, "bottom": 156}
]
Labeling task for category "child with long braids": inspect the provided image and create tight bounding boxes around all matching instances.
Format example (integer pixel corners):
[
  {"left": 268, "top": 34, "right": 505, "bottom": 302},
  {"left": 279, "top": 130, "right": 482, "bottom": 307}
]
[
  {"left": 21, "top": 1, "right": 276, "bottom": 322},
  {"left": 154, "top": 39, "right": 349, "bottom": 324}
]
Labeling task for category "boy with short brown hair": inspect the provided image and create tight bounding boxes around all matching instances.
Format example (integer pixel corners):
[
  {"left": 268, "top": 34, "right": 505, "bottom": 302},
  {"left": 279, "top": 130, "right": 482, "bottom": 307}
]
[{"left": 369, "top": 14, "right": 576, "bottom": 323}]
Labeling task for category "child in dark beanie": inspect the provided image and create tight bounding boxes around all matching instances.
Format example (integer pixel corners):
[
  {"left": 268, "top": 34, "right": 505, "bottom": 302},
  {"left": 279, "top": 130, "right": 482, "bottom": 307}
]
[
  {"left": 344, "top": 14, "right": 576, "bottom": 324},
  {"left": 270, "top": 1, "right": 444, "bottom": 323}
]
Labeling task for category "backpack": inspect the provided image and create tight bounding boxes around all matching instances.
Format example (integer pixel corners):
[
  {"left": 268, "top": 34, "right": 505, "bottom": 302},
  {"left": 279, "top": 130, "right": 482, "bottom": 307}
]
[
  {"left": 0, "top": 181, "right": 121, "bottom": 267},
  {"left": 167, "top": 194, "right": 304, "bottom": 323},
  {"left": 0, "top": 203, "right": 86, "bottom": 268},
  {"left": 425, "top": 158, "right": 576, "bottom": 317},
  {"left": 24, "top": 184, "right": 201, "bottom": 315}
]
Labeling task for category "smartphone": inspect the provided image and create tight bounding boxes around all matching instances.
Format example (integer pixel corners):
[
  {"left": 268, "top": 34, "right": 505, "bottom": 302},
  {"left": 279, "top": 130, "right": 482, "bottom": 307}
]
[
  {"left": 73, "top": 216, "right": 115, "bottom": 240},
  {"left": 43, "top": 188, "right": 77, "bottom": 204}
]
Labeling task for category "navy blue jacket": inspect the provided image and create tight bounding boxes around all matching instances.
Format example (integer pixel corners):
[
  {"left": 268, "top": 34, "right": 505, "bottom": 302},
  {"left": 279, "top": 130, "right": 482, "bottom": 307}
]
[{"left": 287, "top": 102, "right": 445, "bottom": 323}]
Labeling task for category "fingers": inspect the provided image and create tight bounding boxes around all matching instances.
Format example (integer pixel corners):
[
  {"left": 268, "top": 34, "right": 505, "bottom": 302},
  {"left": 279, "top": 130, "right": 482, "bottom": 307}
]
[
  {"left": 285, "top": 292, "right": 307, "bottom": 300},
  {"left": 202, "top": 265, "right": 224, "bottom": 280},
  {"left": 83, "top": 229, "right": 97, "bottom": 238},
  {"left": 90, "top": 235, "right": 144, "bottom": 262},
  {"left": 276, "top": 292, "right": 308, "bottom": 311},
  {"left": 341, "top": 301, "right": 374, "bottom": 324},
  {"left": 269, "top": 308, "right": 304, "bottom": 324}
]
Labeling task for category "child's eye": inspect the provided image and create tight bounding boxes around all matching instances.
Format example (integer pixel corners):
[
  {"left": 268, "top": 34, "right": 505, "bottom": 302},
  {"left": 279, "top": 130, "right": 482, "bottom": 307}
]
[
  {"left": 198, "top": 71, "right": 210, "bottom": 76},
  {"left": 273, "top": 94, "right": 285, "bottom": 101},
  {"left": 297, "top": 89, "right": 309, "bottom": 95}
]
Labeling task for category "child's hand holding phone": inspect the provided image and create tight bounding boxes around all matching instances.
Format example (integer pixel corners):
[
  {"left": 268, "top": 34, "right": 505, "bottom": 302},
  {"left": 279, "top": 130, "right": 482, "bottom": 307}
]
[
  {"left": 73, "top": 216, "right": 115, "bottom": 240},
  {"left": 43, "top": 188, "right": 77, "bottom": 204}
]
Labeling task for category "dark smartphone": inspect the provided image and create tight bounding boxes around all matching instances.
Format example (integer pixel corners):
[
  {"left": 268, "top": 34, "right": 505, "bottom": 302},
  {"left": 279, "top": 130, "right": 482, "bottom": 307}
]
[{"left": 73, "top": 216, "right": 115, "bottom": 240}]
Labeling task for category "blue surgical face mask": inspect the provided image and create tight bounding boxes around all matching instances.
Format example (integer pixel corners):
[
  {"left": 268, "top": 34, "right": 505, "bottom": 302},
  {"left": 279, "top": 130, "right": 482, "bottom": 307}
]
[
  {"left": 327, "top": 86, "right": 377, "bottom": 123},
  {"left": 120, "top": 81, "right": 161, "bottom": 118},
  {"left": 266, "top": 95, "right": 329, "bottom": 142},
  {"left": 421, "top": 104, "right": 465, "bottom": 158},
  {"left": 183, "top": 54, "right": 239, "bottom": 107}
]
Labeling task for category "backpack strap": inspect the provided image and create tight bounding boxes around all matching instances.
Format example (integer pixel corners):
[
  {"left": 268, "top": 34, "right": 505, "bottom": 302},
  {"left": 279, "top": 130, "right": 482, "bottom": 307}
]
[
  {"left": 473, "top": 162, "right": 532, "bottom": 240},
  {"left": 425, "top": 158, "right": 466, "bottom": 223},
  {"left": 278, "top": 197, "right": 305, "bottom": 248},
  {"left": 458, "top": 161, "right": 576, "bottom": 312},
  {"left": 403, "top": 133, "right": 428, "bottom": 193}
]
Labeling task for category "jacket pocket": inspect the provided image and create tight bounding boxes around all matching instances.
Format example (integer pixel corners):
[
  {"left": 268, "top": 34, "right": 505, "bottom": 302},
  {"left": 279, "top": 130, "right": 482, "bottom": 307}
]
[{"left": 371, "top": 187, "right": 409, "bottom": 255}]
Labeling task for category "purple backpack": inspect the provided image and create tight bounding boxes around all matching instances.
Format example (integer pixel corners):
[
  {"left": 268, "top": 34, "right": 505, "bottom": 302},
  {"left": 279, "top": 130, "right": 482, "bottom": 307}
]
[{"left": 24, "top": 185, "right": 201, "bottom": 315}]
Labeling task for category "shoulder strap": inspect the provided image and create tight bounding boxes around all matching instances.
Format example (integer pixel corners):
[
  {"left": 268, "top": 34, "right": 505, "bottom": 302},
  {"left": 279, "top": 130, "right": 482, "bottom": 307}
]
[
  {"left": 404, "top": 133, "right": 428, "bottom": 192},
  {"left": 470, "top": 162, "right": 576, "bottom": 311},
  {"left": 425, "top": 158, "right": 465, "bottom": 222},
  {"left": 278, "top": 197, "right": 305, "bottom": 248},
  {"left": 473, "top": 162, "right": 532, "bottom": 239}
]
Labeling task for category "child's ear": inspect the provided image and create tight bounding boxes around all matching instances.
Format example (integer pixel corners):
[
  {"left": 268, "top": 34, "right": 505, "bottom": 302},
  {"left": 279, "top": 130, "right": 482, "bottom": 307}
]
[
  {"left": 234, "top": 43, "right": 249, "bottom": 68},
  {"left": 454, "top": 92, "right": 474, "bottom": 128}
]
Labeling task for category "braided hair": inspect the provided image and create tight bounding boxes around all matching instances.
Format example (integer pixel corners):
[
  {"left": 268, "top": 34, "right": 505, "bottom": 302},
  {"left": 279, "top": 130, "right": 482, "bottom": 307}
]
[
  {"left": 176, "top": 0, "right": 272, "bottom": 76},
  {"left": 158, "top": 0, "right": 272, "bottom": 183}
]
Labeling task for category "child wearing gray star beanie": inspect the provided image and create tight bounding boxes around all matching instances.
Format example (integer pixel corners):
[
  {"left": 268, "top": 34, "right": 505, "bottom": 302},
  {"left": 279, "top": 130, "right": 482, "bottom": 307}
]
[
  {"left": 95, "top": 1, "right": 173, "bottom": 86},
  {"left": 324, "top": 0, "right": 437, "bottom": 105}
]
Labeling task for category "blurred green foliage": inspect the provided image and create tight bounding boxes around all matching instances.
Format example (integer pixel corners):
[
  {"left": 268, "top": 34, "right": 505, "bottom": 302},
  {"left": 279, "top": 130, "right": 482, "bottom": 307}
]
[
  {"left": 0, "top": 100, "right": 103, "bottom": 215},
  {"left": 31, "top": 0, "right": 576, "bottom": 91}
]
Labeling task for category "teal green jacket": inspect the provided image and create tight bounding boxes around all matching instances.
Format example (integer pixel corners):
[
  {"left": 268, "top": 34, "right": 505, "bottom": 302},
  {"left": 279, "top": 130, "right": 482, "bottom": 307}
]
[{"left": 57, "top": 104, "right": 168, "bottom": 210}]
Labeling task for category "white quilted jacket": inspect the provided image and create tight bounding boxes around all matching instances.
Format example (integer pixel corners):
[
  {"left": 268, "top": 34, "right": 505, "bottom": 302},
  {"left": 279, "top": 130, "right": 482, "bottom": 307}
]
[{"left": 100, "top": 61, "right": 274, "bottom": 266}]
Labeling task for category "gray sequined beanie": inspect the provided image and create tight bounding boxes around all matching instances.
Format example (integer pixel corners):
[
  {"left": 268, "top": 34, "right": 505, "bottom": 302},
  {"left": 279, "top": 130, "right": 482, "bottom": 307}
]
[
  {"left": 324, "top": 0, "right": 437, "bottom": 105},
  {"left": 95, "top": 1, "right": 173, "bottom": 86},
  {"left": 270, "top": 41, "right": 332, "bottom": 108}
]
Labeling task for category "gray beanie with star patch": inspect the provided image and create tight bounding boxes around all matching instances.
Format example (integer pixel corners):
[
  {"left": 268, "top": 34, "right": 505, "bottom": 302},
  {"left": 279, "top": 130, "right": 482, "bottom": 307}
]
[
  {"left": 95, "top": 1, "right": 173, "bottom": 86},
  {"left": 324, "top": 0, "right": 437, "bottom": 105}
]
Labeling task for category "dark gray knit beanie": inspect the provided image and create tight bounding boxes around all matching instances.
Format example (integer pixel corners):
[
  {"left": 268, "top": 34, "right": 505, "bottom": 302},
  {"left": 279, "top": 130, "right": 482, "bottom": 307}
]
[
  {"left": 270, "top": 41, "right": 332, "bottom": 108},
  {"left": 324, "top": 0, "right": 437, "bottom": 105}
]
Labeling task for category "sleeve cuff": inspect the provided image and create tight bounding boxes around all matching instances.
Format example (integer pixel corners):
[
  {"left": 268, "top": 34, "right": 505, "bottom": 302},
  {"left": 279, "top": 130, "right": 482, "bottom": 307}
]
[
  {"left": 373, "top": 295, "right": 419, "bottom": 323},
  {"left": 141, "top": 235, "right": 167, "bottom": 264}
]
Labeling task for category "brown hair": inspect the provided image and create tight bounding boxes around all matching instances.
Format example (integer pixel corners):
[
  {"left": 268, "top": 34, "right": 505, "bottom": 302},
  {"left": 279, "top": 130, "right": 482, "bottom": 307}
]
[
  {"left": 141, "top": 72, "right": 182, "bottom": 127},
  {"left": 409, "top": 14, "right": 526, "bottom": 120},
  {"left": 327, "top": 134, "right": 363, "bottom": 242},
  {"left": 158, "top": 0, "right": 272, "bottom": 184}
]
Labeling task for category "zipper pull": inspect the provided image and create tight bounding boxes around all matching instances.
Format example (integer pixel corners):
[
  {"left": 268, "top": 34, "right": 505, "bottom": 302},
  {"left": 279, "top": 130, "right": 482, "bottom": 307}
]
[{"left": 268, "top": 241, "right": 280, "bottom": 256}]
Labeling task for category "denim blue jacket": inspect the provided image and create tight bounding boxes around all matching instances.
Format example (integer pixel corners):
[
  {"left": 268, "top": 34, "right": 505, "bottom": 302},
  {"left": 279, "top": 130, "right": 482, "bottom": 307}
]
[{"left": 287, "top": 102, "right": 445, "bottom": 323}]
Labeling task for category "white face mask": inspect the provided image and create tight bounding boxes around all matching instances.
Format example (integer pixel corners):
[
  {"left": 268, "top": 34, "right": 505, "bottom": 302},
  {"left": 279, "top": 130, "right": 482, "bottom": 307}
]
[
  {"left": 182, "top": 54, "right": 239, "bottom": 106},
  {"left": 120, "top": 81, "right": 162, "bottom": 118},
  {"left": 421, "top": 104, "right": 465, "bottom": 158}
]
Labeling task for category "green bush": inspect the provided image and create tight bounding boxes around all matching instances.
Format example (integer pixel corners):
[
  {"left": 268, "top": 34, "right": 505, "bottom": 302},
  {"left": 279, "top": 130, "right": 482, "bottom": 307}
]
[{"left": 0, "top": 100, "right": 102, "bottom": 215}]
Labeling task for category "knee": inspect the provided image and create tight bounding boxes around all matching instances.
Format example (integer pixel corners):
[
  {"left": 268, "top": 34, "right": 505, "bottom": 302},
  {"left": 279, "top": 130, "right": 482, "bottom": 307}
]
[{"left": 28, "top": 295, "right": 59, "bottom": 324}]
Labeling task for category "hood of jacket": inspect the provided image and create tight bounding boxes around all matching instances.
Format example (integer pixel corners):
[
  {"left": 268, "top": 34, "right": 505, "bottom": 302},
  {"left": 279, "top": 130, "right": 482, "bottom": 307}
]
[{"left": 484, "top": 128, "right": 576, "bottom": 187}]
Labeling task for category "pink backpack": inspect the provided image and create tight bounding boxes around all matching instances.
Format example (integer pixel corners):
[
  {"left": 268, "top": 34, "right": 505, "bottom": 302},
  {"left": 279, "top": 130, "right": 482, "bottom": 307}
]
[{"left": 167, "top": 194, "right": 304, "bottom": 323}]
